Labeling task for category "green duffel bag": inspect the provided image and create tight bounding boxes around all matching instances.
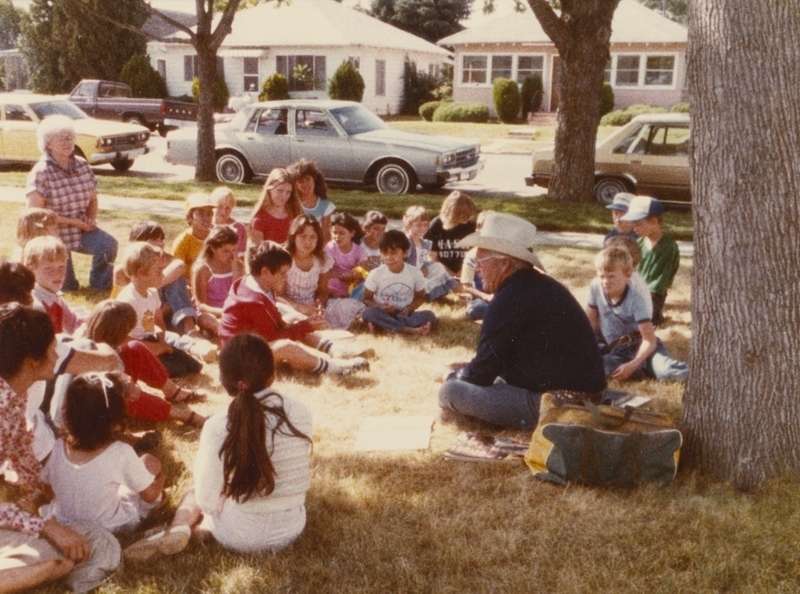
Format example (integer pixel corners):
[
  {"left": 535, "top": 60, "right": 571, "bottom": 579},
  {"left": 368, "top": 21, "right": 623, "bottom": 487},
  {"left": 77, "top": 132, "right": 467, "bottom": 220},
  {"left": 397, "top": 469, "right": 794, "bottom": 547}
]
[{"left": 525, "top": 393, "right": 682, "bottom": 487}]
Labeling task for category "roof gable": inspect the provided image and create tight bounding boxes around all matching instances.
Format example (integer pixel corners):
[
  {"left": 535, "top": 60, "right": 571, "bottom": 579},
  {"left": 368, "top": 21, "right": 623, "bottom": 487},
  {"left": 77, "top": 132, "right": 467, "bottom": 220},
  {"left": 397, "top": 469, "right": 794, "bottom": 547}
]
[
  {"left": 169, "top": 0, "right": 448, "bottom": 56},
  {"left": 438, "top": 0, "right": 686, "bottom": 46}
]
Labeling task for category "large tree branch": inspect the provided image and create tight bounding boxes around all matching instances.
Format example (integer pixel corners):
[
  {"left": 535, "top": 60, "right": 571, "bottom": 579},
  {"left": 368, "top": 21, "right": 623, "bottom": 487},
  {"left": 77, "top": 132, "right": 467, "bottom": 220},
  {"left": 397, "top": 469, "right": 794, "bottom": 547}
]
[
  {"left": 527, "top": 0, "right": 567, "bottom": 50},
  {"left": 211, "top": 0, "right": 243, "bottom": 50}
]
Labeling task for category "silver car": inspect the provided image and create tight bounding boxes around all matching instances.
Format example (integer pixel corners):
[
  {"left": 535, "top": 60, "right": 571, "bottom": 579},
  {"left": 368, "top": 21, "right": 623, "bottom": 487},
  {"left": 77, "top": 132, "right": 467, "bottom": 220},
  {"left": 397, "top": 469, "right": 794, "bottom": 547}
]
[{"left": 165, "top": 100, "right": 484, "bottom": 194}]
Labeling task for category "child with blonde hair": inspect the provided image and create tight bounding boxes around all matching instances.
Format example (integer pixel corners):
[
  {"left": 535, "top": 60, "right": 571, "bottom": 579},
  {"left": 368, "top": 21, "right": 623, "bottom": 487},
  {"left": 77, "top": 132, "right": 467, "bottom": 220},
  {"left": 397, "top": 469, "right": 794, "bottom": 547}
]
[
  {"left": 23, "top": 236, "right": 85, "bottom": 334},
  {"left": 116, "top": 242, "right": 212, "bottom": 376},
  {"left": 211, "top": 186, "right": 248, "bottom": 258},
  {"left": 403, "top": 205, "right": 458, "bottom": 301},
  {"left": 173, "top": 193, "right": 215, "bottom": 281},
  {"left": 250, "top": 168, "right": 303, "bottom": 245},
  {"left": 424, "top": 190, "right": 476, "bottom": 276},
  {"left": 603, "top": 235, "right": 652, "bottom": 316},
  {"left": 586, "top": 246, "right": 687, "bottom": 383},
  {"left": 15, "top": 207, "right": 59, "bottom": 260}
]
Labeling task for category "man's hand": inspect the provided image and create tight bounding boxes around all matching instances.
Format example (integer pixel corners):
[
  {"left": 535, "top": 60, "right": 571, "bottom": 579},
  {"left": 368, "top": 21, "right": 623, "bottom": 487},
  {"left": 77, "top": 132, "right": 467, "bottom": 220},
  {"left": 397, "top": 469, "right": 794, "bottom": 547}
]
[
  {"left": 610, "top": 361, "right": 639, "bottom": 382},
  {"left": 41, "top": 520, "right": 89, "bottom": 563}
]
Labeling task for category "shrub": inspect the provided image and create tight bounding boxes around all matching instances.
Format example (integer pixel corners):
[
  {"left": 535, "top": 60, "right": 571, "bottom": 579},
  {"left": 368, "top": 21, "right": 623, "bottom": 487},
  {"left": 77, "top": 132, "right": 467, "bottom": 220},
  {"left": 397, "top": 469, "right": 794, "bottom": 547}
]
[
  {"left": 259, "top": 73, "right": 290, "bottom": 102},
  {"left": 400, "top": 57, "right": 438, "bottom": 116},
  {"left": 670, "top": 102, "right": 690, "bottom": 113},
  {"left": 599, "top": 83, "right": 614, "bottom": 117},
  {"left": 419, "top": 101, "right": 442, "bottom": 121},
  {"left": 328, "top": 61, "right": 365, "bottom": 102},
  {"left": 432, "top": 102, "right": 489, "bottom": 123},
  {"left": 192, "top": 74, "right": 230, "bottom": 113},
  {"left": 600, "top": 104, "right": 667, "bottom": 126},
  {"left": 493, "top": 77, "right": 522, "bottom": 123},
  {"left": 119, "top": 54, "right": 167, "bottom": 99},
  {"left": 521, "top": 75, "right": 543, "bottom": 114}
]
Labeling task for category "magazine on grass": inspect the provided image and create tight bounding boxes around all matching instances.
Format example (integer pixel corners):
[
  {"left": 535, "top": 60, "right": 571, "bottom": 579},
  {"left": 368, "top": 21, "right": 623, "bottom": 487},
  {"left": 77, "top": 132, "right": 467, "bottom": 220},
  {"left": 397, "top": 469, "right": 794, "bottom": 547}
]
[{"left": 445, "top": 432, "right": 529, "bottom": 462}]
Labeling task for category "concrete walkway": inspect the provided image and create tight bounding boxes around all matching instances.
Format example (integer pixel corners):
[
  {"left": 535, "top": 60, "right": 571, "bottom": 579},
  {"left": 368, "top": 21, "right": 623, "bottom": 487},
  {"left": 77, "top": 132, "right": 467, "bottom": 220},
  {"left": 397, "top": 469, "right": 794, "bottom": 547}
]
[{"left": 0, "top": 185, "right": 694, "bottom": 258}]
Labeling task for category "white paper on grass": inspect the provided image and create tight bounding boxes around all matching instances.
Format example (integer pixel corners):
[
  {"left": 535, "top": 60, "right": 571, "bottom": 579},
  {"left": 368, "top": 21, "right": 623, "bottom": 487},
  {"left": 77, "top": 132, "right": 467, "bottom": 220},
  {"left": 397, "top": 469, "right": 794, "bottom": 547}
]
[{"left": 353, "top": 416, "right": 434, "bottom": 452}]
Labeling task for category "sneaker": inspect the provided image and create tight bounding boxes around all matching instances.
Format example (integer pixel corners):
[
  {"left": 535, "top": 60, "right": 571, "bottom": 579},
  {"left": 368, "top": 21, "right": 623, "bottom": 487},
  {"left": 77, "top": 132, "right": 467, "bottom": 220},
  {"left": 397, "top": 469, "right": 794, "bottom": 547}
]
[
  {"left": 328, "top": 357, "right": 369, "bottom": 376},
  {"left": 123, "top": 525, "right": 191, "bottom": 562}
]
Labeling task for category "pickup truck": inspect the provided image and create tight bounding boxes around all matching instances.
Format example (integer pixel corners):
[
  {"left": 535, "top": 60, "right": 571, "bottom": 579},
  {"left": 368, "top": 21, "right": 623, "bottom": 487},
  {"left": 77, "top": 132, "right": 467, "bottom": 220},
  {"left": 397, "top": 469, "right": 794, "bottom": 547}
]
[{"left": 68, "top": 79, "right": 197, "bottom": 137}]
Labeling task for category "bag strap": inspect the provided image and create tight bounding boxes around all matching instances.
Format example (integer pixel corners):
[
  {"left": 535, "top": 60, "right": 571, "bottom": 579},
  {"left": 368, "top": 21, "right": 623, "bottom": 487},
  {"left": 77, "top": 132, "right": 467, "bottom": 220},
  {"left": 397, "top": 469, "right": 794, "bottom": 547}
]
[{"left": 584, "top": 401, "right": 634, "bottom": 430}]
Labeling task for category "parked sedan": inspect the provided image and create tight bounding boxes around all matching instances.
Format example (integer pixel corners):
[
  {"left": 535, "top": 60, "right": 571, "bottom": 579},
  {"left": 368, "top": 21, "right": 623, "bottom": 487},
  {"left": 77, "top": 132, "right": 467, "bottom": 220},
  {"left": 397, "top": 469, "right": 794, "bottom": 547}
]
[
  {"left": 525, "top": 113, "right": 690, "bottom": 204},
  {"left": 165, "top": 100, "right": 484, "bottom": 193},
  {"left": 0, "top": 93, "right": 150, "bottom": 171}
]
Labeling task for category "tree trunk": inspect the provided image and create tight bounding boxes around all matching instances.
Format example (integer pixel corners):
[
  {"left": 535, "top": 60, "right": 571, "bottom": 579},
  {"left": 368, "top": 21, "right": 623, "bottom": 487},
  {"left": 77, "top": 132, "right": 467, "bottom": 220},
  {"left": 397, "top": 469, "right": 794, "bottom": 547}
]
[
  {"left": 528, "top": 0, "right": 619, "bottom": 203},
  {"left": 682, "top": 0, "right": 800, "bottom": 489},
  {"left": 195, "top": 40, "right": 218, "bottom": 182}
]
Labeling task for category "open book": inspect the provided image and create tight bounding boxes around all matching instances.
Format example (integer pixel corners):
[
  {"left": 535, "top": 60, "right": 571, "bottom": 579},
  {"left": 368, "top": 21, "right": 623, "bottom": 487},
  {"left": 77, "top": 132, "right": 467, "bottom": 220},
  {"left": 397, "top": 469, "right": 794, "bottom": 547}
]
[{"left": 444, "top": 432, "right": 529, "bottom": 462}]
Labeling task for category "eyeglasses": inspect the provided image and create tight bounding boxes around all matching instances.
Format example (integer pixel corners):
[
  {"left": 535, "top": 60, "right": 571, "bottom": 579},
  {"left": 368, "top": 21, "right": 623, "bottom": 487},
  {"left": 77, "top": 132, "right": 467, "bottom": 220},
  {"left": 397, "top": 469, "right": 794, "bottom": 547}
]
[{"left": 474, "top": 254, "right": 497, "bottom": 266}]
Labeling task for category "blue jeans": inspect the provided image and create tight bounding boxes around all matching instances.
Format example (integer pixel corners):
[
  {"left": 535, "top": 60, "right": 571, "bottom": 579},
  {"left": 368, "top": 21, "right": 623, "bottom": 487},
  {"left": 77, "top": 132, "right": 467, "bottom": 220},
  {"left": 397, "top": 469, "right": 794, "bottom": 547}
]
[
  {"left": 438, "top": 377, "right": 541, "bottom": 430},
  {"left": 62, "top": 227, "right": 117, "bottom": 291},
  {"left": 465, "top": 298, "right": 489, "bottom": 321},
  {"left": 361, "top": 306, "right": 436, "bottom": 332},
  {"left": 159, "top": 278, "right": 198, "bottom": 330},
  {"left": 602, "top": 338, "right": 688, "bottom": 382}
]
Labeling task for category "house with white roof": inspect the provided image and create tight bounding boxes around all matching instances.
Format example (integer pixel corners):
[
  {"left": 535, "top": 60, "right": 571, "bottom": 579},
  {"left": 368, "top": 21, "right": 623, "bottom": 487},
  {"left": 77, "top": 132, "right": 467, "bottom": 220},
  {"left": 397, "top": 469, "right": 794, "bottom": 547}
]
[
  {"left": 438, "top": 0, "right": 687, "bottom": 115},
  {"left": 148, "top": 0, "right": 451, "bottom": 115}
]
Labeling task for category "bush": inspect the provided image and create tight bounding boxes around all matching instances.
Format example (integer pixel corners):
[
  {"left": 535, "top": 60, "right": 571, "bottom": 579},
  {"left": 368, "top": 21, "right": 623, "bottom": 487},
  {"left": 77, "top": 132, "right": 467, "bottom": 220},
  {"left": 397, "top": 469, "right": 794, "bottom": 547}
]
[
  {"left": 192, "top": 74, "right": 230, "bottom": 113},
  {"left": 432, "top": 102, "right": 489, "bottom": 123},
  {"left": 419, "top": 101, "right": 442, "bottom": 121},
  {"left": 493, "top": 77, "right": 522, "bottom": 123},
  {"left": 119, "top": 54, "right": 167, "bottom": 99},
  {"left": 328, "top": 61, "right": 365, "bottom": 102},
  {"left": 600, "top": 104, "right": 667, "bottom": 126},
  {"left": 670, "top": 102, "right": 690, "bottom": 113},
  {"left": 400, "top": 57, "right": 439, "bottom": 116},
  {"left": 521, "top": 75, "right": 543, "bottom": 114},
  {"left": 599, "top": 83, "right": 614, "bottom": 117},
  {"left": 259, "top": 73, "right": 290, "bottom": 102}
]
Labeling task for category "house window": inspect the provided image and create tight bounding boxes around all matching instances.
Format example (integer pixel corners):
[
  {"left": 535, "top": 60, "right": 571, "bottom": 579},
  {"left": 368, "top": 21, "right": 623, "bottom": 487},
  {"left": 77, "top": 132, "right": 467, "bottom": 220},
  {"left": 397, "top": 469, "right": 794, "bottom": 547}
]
[
  {"left": 243, "top": 57, "right": 259, "bottom": 92},
  {"left": 516, "top": 55, "right": 544, "bottom": 83},
  {"left": 491, "top": 55, "right": 512, "bottom": 82},
  {"left": 615, "top": 55, "right": 640, "bottom": 86},
  {"left": 183, "top": 55, "right": 224, "bottom": 81},
  {"left": 375, "top": 59, "right": 386, "bottom": 96},
  {"left": 645, "top": 55, "right": 675, "bottom": 86},
  {"left": 276, "top": 55, "right": 327, "bottom": 91},
  {"left": 603, "top": 59, "right": 611, "bottom": 84},
  {"left": 348, "top": 57, "right": 360, "bottom": 71},
  {"left": 462, "top": 55, "right": 487, "bottom": 84}
]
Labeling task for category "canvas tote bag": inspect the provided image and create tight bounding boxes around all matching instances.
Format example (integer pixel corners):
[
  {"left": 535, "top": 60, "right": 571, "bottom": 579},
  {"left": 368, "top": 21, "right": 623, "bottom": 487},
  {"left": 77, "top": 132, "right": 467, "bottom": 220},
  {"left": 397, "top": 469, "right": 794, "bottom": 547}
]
[{"left": 525, "top": 393, "right": 682, "bottom": 487}]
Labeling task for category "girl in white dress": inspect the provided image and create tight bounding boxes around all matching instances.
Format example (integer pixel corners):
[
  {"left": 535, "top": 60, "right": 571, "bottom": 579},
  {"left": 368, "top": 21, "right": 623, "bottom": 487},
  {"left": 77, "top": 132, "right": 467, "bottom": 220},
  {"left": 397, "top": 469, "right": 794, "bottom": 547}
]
[{"left": 123, "top": 333, "right": 313, "bottom": 561}]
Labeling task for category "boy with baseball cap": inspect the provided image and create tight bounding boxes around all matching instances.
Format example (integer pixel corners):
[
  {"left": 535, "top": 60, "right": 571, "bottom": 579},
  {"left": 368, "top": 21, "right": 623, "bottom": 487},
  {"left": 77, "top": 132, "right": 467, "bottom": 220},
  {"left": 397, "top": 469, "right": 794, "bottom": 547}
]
[
  {"left": 604, "top": 192, "right": 638, "bottom": 242},
  {"left": 621, "top": 196, "right": 679, "bottom": 326}
]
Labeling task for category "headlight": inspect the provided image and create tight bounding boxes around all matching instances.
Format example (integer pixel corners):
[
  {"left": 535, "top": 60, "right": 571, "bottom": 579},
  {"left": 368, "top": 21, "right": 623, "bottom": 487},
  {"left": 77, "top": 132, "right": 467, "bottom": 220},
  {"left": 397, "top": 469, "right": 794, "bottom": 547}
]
[
  {"left": 96, "top": 137, "right": 114, "bottom": 148},
  {"left": 439, "top": 152, "right": 456, "bottom": 166}
]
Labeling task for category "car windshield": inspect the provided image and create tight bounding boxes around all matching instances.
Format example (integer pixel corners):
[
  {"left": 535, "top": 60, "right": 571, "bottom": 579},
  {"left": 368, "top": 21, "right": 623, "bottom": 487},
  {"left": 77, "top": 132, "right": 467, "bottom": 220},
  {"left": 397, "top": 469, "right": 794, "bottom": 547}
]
[
  {"left": 329, "top": 105, "right": 386, "bottom": 135},
  {"left": 29, "top": 100, "right": 89, "bottom": 120}
]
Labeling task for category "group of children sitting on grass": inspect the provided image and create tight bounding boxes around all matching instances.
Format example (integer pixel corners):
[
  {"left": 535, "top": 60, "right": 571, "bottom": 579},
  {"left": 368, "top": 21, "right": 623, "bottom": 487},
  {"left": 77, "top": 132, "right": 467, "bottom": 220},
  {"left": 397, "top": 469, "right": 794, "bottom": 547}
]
[{"left": 0, "top": 156, "right": 688, "bottom": 589}]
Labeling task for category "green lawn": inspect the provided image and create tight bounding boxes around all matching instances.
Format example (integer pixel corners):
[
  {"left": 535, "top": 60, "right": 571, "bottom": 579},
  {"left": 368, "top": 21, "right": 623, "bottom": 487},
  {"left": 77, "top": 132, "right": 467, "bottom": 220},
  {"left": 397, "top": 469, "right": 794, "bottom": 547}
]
[{"left": 0, "top": 172, "right": 694, "bottom": 241}]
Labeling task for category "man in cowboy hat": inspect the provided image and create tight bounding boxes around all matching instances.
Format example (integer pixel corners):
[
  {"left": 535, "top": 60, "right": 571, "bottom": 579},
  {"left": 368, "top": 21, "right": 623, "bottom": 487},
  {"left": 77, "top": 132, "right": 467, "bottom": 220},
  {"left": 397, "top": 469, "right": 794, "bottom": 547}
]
[{"left": 437, "top": 213, "right": 606, "bottom": 429}]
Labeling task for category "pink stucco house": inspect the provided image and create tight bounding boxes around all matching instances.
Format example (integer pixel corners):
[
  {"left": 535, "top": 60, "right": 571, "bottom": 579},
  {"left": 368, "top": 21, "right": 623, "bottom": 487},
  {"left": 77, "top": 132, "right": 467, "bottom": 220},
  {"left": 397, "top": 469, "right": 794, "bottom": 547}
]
[{"left": 438, "top": 0, "right": 688, "bottom": 115}]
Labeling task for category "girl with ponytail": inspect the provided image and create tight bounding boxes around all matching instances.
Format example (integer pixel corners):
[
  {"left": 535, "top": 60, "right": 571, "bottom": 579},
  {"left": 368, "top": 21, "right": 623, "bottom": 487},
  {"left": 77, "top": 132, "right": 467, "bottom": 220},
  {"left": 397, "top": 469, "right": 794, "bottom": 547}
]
[{"left": 124, "top": 333, "right": 312, "bottom": 561}]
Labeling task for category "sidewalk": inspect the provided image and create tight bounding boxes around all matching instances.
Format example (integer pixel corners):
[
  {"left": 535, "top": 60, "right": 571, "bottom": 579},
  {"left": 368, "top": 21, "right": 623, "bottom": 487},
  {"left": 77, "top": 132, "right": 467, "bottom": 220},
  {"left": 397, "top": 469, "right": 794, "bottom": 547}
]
[{"left": 0, "top": 185, "right": 694, "bottom": 258}]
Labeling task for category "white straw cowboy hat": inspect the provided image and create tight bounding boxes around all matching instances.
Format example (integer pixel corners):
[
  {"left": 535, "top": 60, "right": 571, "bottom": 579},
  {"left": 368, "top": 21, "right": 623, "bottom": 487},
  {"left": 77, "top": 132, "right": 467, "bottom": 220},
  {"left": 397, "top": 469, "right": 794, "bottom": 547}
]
[{"left": 458, "top": 212, "right": 545, "bottom": 271}]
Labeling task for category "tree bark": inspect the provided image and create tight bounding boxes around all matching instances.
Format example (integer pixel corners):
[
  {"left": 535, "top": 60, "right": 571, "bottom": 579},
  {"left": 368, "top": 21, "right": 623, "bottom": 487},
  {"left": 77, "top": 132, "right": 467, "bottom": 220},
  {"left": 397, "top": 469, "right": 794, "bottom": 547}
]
[
  {"left": 527, "top": 0, "right": 619, "bottom": 203},
  {"left": 682, "top": 0, "right": 800, "bottom": 489}
]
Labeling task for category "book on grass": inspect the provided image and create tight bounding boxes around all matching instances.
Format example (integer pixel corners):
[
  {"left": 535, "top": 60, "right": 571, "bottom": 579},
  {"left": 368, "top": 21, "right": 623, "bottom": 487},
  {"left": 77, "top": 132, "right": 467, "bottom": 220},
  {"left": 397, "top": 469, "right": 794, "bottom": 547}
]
[
  {"left": 353, "top": 416, "right": 434, "bottom": 452},
  {"left": 444, "top": 432, "right": 529, "bottom": 462}
]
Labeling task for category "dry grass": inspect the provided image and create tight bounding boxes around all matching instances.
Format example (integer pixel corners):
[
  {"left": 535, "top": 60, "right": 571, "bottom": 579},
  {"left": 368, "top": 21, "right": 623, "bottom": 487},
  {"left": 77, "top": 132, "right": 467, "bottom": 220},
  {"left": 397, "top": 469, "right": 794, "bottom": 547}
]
[{"left": 2, "top": 202, "right": 796, "bottom": 594}]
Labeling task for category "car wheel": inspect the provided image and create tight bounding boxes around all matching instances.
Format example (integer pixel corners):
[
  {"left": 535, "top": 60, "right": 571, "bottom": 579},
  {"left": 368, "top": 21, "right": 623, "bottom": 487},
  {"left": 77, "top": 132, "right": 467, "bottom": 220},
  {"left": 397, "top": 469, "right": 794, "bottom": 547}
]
[
  {"left": 111, "top": 159, "right": 134, "bottom": 172},
  {"left": 375, "top": 162, "right": 414, "bottom": 194},
  {"left": 594, "top": 178, "right": 629, "bottom": 204},
  {"left": 216, "top": 153, "right": 251, "bottom": 184},
  {"left": 158, "top": 124, "right": 175, "bottom": 138},
  {"left": 126, "top": 116, "right": 146, "bottom": 127}
]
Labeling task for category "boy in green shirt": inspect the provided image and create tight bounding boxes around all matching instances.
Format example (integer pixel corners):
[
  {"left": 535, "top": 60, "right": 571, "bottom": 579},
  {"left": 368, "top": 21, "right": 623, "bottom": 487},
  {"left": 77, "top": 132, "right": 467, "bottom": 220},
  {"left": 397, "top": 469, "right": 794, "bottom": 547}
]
[{"left": 621, "top": 196, "right": 679, "bottom": 326}]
